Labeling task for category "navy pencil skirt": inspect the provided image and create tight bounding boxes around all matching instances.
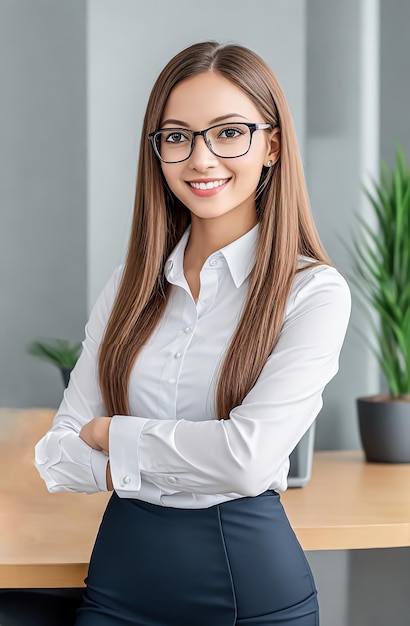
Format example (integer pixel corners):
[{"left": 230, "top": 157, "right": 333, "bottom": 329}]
[{"left": 75, "top": 490, "right": 318, "bottom": 626}]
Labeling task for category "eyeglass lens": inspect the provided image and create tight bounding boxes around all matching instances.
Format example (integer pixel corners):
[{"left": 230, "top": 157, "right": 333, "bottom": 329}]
[{"left": 155, "top": 123, "right": 253, "bottom": 162}]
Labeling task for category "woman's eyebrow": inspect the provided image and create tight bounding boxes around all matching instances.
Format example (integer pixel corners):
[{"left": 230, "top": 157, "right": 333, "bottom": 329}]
[
  {"left": 211, "top": 113, "right": 247, "bottom": 124},
  {"left": 160, "top": 113, "right": 248, "bottom": 127},
  {"left": 161, "top": 118, "right": 190, "bottom": 127}
]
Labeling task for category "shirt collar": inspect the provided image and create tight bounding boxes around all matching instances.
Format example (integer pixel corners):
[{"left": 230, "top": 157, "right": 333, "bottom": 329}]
[
  {"left": 164, "top": 223, "right": 259, "bottom": 288},
  {"left": 164, "top": 227, "right": 191, "bottom": 285},
  {"left": 220, "top": 223, "right": 259, "bottom": 287}
]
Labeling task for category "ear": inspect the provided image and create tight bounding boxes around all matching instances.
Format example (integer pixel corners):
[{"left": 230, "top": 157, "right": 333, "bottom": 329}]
[{"left": 265, "top": 127, "right": 281, "bottom": 166}]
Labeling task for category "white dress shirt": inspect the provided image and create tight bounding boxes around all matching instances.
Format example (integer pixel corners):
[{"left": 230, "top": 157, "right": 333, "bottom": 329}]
[{"left": 35, "top": 224, "right": 351, "bottom": 508}]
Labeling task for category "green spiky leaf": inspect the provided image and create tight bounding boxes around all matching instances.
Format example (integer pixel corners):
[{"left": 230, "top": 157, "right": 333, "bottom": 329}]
[
  {"left": 348, "top": 145, "right": 410, "bottom": 397},
  {"left": 28, "top": 338, "right": 82, "bottom": 370}
]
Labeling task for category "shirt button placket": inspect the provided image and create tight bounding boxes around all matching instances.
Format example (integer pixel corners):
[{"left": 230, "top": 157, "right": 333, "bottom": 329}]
[{"left": 198, "top": 258, "right": 219, "bottom": 316}]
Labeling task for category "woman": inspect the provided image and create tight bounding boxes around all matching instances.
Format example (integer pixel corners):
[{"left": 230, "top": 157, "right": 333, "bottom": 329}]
[{"left": 35, "top": 41, "right": 350, "bottom": 625}]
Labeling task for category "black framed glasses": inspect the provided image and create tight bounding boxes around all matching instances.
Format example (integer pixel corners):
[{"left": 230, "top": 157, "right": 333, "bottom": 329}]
[{"left": 148, "top": 122, "right": 272, "bottom": 164}]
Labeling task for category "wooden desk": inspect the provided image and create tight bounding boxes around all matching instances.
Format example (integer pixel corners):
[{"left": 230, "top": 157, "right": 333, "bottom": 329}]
[{"left": 1, "top": 409, "right": 409, "bottom": 588}]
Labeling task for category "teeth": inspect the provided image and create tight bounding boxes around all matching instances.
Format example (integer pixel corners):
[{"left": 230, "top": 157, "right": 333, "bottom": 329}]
[{"left": 189, "top": 179, "right": 227, "bottom": 190}]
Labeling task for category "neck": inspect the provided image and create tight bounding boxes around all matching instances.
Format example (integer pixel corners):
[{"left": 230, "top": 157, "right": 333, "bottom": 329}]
[{"left": 185, "top": 212, "right": 258, "bottom": 270}]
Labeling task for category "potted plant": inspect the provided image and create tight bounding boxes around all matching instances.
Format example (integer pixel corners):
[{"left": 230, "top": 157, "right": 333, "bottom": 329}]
[
  {"left": 28, "top": 338, "right": 82, "bottom": 387},
  {"left": 351, "top": 146, "right": 410, "bottom": 462}
]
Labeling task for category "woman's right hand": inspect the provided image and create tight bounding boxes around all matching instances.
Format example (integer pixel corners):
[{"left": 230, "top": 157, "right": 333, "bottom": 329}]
[{"left": 79, "top": 417, "right": 111, "bottom": 454}]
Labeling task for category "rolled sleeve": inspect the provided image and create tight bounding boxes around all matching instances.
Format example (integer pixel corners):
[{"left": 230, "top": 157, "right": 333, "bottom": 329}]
[{"left": 34, "top": 431, "right": 106, "bottom": 493}]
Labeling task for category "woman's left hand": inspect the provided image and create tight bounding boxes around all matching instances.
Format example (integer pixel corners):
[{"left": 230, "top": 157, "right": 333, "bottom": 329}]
[{"left": 80, "top": 417, "right": 111, "bottom": 455}]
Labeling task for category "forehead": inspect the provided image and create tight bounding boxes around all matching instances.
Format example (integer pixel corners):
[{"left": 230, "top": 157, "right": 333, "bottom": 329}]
[{"left": 161, "top": 71, "right": 263, "bottom": 126}]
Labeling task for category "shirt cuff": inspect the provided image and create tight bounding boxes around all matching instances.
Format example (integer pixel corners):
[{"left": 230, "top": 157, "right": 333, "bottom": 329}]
[{"left": 109, "top": 414, "right": 148, "bottom": 497}]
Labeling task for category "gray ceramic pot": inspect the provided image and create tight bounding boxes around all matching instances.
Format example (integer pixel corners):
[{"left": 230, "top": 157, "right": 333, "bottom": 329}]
[{"left": 357, "top": 396, "right": 410, "bottom": 463}]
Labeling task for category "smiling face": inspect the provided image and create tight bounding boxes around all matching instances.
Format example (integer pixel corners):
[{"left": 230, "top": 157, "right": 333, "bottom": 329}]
[{"left": 159, "top": 72, "right": 280, "bottom": 230}]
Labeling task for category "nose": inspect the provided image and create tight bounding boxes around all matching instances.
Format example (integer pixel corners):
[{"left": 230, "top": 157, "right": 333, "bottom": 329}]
[{"left": 188, "top": 134, "right": 218, "bottom": 170}]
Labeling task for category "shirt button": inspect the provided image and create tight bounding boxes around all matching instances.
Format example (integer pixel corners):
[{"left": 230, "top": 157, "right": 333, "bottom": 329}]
[
  {"left": 174, "top": 352, "right": 182, "bottom": 359},
  {"left": 167, "top": 476, "right": 179, "bottom": 485},
  {"left": 122, "top": 475, "right": 131, "bottom": 485},
  {"left": 184, "top": 326, "right": 192, "bottom": 334},
  {"left": 209, "top": 258, "right": 218, "bottom": 267}
]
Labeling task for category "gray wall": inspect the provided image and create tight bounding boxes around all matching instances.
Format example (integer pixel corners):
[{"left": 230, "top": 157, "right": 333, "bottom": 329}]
[
  {"left": 0, "top": 0, "right": 87, "bottom": 407},
  {"left": 306, "top": 0, "right": 377, "bottom": 452},
  {"left": 380, "top": 0, "right": 410, "bottom": 167}
]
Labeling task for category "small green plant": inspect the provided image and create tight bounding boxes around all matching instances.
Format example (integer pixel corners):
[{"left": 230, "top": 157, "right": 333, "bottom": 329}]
[
  {"left": 351, "top": 146, "right": 410, "bottom": 398},
  {"left": 28, "top": 338, "right": 82, "bottom": 370}
]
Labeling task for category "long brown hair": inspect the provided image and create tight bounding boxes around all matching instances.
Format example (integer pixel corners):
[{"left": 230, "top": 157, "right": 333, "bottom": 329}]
[{"left": 99, "top": 41, "right": 331, "bottom": 419}]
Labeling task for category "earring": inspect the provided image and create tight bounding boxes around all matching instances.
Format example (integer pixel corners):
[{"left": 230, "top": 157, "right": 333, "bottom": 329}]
[{"left": 266, "top": 160, "right": 273, "bottom": 167}]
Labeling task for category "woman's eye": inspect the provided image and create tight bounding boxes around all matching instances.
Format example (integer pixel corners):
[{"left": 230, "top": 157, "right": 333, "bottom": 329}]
[
  {"left": 219, "top": 127, "right": 242, "bottom": 139},
  {"left": 165, "top": 131, "right": 189, "bottom": 143}
]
